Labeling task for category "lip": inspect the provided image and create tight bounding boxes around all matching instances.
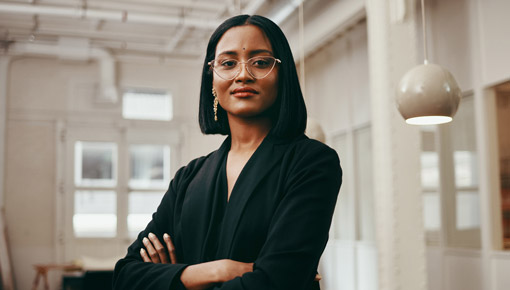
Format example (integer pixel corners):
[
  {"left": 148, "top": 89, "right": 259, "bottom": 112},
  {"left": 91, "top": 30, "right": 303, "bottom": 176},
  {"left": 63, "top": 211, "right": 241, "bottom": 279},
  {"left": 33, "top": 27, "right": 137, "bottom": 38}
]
[{"left": 231, "top": 87, "right": 258, "bottom": 98}]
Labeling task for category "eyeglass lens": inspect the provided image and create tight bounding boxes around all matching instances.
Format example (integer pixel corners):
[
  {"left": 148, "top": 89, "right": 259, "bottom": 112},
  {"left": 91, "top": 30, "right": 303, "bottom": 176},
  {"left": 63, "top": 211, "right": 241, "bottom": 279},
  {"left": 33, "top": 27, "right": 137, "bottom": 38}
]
[{"left": 211, "top": 56, "right": 279, "bottom": 80}]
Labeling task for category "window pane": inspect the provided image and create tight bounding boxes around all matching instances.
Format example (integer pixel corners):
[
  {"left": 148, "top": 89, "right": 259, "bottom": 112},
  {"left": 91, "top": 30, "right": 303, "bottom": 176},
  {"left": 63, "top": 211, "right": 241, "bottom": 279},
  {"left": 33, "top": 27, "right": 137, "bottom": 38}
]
[
  {"left": 122, "top": 90, "right": 173, "bottom": 121},
  {"left": 355, "top": 127, "right": 374, "bottom": 241},
  {"left": 128, "top": 192, "right": 165, "bottom": 237},
  {"left": 129, "top": 145, "right": 170, "bottom": 189},
  {"left": 74, "top": 190, "right": 116, "bottom": 237},
  {"left": 456, "top": 191, "right": 480, "bottom": 230},
  {"left": 454, "top": 150, "right": 478, "bottom": 188},
  {"left": 423, "top": 193, "right": 441, "bottom": 231},
  {"left": 450, "top": 96, "right": 479, "bottom": 188},
  {"left": 420, "top": 129, "right": 439, "bottom": 188},
  {"left": 421, "top": 152, "right": 439, "bottom": 188},
  {"left": 75, "top": 141, "right": 117, "bottom": 187}
]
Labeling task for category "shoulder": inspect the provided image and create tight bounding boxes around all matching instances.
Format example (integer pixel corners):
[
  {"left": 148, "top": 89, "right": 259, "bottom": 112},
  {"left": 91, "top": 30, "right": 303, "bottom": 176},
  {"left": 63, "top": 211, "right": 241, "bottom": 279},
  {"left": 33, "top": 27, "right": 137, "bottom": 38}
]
[
  {"left": 276, "top": 134, "right": 342, "bottom": 181},
  {"left": 174, "top": 136, "right": 230, "bottom": 180},
  {"left": 279, "top": 134, "right": 340, "bottom": 165},
  {"left": 173, "top": 151, "right": 214, "bottom": 182}
]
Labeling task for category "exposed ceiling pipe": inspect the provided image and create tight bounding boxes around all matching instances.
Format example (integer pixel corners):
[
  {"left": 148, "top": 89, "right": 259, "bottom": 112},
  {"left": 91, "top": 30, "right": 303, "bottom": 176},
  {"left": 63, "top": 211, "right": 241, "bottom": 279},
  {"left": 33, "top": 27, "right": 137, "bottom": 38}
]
[
  {"left": 9, "top": 41, "right": 119, "bottom": 103},
  {"left": 165, "top": 26, "right": 187, "bottom": 53},
  {"left": 270, "top": 0, "right": 305, "bottom": 25},
  {"left": 243, "top": 0, "right": 266, "bottom": 15},
  {"left": 0, "top": 2, "right": 220, "bottom": 30}
]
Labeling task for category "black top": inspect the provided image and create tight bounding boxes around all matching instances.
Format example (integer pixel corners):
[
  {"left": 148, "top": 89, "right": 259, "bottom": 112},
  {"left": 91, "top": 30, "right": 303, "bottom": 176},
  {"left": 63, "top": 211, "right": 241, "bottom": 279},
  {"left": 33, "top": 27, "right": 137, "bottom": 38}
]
[
  {"left": 113, "top": 133, "right": 342, "bottom": 290},
  {"left": 203, "top": 154, "right": 228, "bottom": 262}
]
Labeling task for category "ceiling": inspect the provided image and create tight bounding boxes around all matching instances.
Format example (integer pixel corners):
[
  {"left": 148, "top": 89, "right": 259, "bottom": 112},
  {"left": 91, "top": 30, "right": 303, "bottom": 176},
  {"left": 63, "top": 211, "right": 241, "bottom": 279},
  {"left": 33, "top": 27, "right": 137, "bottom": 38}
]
[{"left": 0, "top": 0, "right": 304, "bottom": 62}]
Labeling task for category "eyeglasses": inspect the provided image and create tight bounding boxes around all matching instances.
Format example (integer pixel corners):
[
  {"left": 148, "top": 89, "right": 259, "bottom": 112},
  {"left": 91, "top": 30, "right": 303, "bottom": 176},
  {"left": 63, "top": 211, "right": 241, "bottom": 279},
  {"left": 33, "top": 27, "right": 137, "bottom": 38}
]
[{"left": 208, "top": 56, "right": 281, "bottom": 80}]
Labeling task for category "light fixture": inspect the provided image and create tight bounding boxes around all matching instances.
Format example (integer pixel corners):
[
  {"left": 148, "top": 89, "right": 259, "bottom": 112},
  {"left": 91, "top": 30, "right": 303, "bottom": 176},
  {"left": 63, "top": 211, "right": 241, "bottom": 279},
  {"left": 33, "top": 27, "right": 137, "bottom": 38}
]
[{"left": 396, "top": 0, "right": 461, "bottom": 125}]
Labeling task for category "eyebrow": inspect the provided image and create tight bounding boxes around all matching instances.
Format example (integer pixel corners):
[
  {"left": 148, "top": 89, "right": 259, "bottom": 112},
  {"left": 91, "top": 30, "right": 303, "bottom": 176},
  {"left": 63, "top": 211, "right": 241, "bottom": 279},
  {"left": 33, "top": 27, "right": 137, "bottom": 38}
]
[{"left": 216, "top": 49, "right": 274, "bottom": 57}]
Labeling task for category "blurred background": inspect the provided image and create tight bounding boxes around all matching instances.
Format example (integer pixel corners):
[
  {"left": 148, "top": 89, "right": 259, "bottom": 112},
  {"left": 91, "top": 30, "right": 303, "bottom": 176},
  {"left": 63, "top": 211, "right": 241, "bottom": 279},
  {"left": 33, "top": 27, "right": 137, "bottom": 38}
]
[{"left": 0, "top": 0, "right": 509, "bottom": 289}]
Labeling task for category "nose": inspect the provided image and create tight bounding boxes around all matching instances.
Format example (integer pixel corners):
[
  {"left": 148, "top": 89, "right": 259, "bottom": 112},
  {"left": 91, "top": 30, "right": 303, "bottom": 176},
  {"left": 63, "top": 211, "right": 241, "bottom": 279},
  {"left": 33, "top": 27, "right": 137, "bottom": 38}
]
[{"left": 235, "top": 62, "right": 254, "bottom": 82}]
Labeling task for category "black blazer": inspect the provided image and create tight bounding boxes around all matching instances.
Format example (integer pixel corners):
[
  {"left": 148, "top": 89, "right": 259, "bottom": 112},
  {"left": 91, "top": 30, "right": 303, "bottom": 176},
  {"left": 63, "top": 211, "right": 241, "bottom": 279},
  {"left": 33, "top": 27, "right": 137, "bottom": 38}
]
[{"left": 113, "top": 133, "right": 342, "bottom": 290}]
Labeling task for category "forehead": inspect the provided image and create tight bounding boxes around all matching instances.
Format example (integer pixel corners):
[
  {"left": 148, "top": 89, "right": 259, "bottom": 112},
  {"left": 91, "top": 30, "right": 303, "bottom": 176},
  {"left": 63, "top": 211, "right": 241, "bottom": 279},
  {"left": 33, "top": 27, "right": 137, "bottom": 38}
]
[{"left": 215, "top": 25, "right": 273, "bottom": 56}]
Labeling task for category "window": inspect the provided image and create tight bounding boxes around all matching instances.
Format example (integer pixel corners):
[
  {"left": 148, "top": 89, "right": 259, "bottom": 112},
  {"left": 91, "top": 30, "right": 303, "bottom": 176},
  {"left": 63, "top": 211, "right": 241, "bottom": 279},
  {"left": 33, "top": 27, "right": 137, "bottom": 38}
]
[
  {"left": 419, "top": 95, "right": 480, "bottom": 247},
  {"left": 329, "top": 126, "right": 375, "bottom": 242},
  {"left": 73, "top": 142, "right": 118, "bottom": 237},
  {"left": 330, "top": 133, "right": 353, "bottom": 240},
  {"left": 74, "top": 141, "right": 117, "bottom": 187},
  {"left": 122, "top": 90, "right": 173, "bottom": 121},
  {"left": 450, "top": 96, "right": 480, "bottom": 239},
  {"left": 127, "top": 144, "right": 170, "bottom": 237},
  {"left": 70, "top": 139, "right": 171, "bottom": 240},
  {"left": 421, "top": 128, "right": 441, "bottom": 238}
]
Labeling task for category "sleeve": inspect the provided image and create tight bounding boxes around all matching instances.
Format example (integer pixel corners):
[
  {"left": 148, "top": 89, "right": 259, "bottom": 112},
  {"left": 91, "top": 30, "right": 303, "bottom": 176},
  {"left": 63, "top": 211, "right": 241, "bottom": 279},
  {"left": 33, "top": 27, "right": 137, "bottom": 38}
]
[
  {"left": 213, "top": 142, "right": 342, "bottom": 290},
  {"left": 112, "top": 165, "right": 191, "bottom": 290}
]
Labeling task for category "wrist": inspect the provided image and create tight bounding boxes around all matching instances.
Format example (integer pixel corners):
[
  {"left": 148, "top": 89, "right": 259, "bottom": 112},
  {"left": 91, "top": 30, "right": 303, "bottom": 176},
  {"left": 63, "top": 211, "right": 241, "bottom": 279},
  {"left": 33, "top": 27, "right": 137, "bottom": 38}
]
[{"left": 211, "top": 259, "right": 226, "bottom": 283}]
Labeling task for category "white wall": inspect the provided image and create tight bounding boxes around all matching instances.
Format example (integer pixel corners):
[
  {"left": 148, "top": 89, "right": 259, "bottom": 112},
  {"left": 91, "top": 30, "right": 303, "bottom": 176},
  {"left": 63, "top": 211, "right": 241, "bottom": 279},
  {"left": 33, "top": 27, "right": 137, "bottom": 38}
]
[
  {"left": 304, "top": 21, "right": 370, "bottom": 133},
  {"left": 4, "top": 56, "right": 222, "bottom": 290},
  {"left": 477, "top": 0, "right": 510, "bottom": 86},
  {"left": 305, "top": 19, "right": 377, "bottom": 290}
]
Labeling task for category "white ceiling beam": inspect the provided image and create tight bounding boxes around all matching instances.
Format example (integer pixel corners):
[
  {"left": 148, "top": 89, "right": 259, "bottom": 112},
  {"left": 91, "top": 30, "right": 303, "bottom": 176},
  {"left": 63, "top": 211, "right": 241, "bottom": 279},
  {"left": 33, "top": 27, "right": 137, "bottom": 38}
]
[
  {"left": 35, "top": 0, "right": 222, "bottom": 11},
  {"left": 3, "top": 26, "right": 170, "bottom": 44},
  {"left": 0, "top": 3, "right": 220, "bottom": 29}
]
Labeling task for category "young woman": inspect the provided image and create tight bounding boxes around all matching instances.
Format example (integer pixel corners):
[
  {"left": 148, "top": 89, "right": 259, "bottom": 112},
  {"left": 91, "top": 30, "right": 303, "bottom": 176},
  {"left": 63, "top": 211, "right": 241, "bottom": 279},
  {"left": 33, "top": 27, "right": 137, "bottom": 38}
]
[{"left": 113, "top": 15, "right": 342, "bottom": 290}]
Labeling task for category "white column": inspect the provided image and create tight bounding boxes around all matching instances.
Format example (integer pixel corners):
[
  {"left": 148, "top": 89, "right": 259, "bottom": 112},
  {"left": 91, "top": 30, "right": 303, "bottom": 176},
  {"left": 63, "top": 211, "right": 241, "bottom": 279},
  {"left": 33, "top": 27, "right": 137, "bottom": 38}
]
[
  {"left": 0, "top": 56, "right": 9, "bottom": 209},
  {"left": 470, "top": 0, "right": 496, "bottom": 289},
  {"left": 366, "top": 0, "right": 428, "bottom": 289}
]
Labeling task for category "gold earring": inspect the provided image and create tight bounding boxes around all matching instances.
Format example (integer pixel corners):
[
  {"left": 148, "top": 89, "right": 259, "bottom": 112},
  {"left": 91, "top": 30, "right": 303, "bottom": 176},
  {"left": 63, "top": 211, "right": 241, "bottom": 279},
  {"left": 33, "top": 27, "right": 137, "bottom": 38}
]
[{"left": 212, "top": 88, "right": 218, "bottom": 122}]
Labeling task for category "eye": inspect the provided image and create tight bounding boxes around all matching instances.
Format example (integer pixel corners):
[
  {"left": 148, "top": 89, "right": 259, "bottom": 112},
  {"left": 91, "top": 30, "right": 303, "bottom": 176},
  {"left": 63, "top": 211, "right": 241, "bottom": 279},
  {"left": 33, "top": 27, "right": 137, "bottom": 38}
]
[
  {"left": 250, "top": 57, "right": 272, "bottom": 68},
  {"left": 218, "top": 59, "right": 237, "bottom": 69}
]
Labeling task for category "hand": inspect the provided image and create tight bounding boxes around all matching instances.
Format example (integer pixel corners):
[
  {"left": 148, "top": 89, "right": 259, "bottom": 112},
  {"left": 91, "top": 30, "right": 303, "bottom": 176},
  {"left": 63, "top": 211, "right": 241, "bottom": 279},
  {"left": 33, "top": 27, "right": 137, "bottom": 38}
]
[
  {"left": 139, "top": 233, "right": 321, "bottom": 284},
  {"left": 140, "top": 232, "right": 177, "bottom": 264}
]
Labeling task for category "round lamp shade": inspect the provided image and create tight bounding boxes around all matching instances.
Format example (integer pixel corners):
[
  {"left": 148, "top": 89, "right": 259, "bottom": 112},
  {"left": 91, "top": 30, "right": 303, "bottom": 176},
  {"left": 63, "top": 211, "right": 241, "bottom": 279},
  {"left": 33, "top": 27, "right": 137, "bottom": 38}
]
[{"left": 396, "top": 63, "right": 461, "bottom": 125}]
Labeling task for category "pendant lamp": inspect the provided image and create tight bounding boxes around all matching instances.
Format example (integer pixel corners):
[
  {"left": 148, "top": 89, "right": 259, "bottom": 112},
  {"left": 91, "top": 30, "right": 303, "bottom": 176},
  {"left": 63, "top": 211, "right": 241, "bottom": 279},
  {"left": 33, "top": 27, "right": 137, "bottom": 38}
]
[{"left": 396, "top": 0, "right": 461, "bottom": 125}]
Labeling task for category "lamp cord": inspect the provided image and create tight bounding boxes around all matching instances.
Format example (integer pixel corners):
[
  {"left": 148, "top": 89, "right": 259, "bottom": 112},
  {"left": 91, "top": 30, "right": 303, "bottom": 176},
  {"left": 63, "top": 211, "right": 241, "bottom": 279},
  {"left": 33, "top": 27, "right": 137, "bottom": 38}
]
[{"left": 421, "top": 0, "right": 429, "bottom": 64}]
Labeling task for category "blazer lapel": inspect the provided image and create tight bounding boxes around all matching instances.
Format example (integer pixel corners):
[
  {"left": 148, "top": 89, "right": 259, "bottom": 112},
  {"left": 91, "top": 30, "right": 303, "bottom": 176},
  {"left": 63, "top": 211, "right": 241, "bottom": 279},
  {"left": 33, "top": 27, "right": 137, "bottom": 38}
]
[
  {"left": 219, "top": 134, "right": 288, "bottom": 257},
  {"left": 180, "top": 137, "right": 230, "bottom": 262}
]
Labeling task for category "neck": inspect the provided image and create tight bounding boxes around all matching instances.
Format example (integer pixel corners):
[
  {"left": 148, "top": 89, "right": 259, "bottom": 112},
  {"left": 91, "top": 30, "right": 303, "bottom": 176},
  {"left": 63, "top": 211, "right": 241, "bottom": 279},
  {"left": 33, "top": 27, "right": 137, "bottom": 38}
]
[{"left": 228, "top": 115, "right": 272, "bottom": 152}]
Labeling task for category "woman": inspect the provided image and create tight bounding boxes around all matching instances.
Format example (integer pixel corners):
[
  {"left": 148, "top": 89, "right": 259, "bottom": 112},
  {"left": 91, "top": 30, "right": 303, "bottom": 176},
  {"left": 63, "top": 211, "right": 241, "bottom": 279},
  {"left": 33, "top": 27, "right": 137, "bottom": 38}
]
[{"left": 113, "top": 14, "right": 342, "bottom": 290}]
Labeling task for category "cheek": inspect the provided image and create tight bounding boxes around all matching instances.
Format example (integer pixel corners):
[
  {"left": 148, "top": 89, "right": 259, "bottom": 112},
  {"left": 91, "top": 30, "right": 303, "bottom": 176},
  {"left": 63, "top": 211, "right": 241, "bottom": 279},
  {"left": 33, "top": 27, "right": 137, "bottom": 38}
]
[{"left": 267, "top": 76, "right": 279, "bottom": 101}]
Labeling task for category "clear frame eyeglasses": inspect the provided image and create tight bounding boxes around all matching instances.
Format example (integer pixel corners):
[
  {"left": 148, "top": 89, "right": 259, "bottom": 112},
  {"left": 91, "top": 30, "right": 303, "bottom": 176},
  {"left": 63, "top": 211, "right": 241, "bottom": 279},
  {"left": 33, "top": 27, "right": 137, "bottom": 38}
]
[{"left": 208, "top": 56, "right": 281, "bottom": 80}]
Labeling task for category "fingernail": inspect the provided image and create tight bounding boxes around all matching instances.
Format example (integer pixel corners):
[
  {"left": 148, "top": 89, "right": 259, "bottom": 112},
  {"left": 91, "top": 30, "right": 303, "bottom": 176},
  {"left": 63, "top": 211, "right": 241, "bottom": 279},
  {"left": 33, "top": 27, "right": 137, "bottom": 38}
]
[
  {"left": 140, "top": 248, "right": 145, "bottom": 254},
  {"left": 143, "top": 237, "right": 149, "bottom": 244},
  {"left": 148, "top": 233, "right": 155, "bottom": 239},
  {"left": 163, "top": 233, "right": 169, "bottom": 240}
]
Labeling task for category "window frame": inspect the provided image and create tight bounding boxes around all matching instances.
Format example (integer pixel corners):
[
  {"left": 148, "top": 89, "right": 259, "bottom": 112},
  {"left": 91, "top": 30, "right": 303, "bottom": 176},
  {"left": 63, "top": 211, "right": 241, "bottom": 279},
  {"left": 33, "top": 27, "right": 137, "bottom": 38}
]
[
  {"left": 59, "top": 122, "right": 181, "bottom": 261},
  {"left": 420, "top": 94, "right": 481, "bottom": 248}
]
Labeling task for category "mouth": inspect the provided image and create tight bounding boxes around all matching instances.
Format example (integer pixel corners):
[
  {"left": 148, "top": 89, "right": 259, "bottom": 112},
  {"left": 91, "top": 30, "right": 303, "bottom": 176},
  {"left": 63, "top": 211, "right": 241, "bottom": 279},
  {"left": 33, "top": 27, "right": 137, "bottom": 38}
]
[{"left": 231, "top": 87, "right": 258, "bottom": 98}]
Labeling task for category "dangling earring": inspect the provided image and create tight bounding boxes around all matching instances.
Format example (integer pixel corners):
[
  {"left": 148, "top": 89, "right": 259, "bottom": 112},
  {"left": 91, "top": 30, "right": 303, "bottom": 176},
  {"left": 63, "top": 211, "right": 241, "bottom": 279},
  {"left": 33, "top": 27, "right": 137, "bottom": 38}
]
[{"left": 212, "top": 87, "right": 219, "bottom": 122}]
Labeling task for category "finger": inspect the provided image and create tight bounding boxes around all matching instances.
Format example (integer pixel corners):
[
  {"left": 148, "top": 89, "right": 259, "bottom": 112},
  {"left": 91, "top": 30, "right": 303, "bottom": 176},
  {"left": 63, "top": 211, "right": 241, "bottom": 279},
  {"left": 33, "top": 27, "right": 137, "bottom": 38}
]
[
  {"left": 140, "top": 248, "right": 151, "bottom": 262},
  {"left": 143, "top": 237, "right": 161, "bottom": 263},
  {"left": 314, "top": 274, "right": 322, "bottom": 281},
  {"left": 163, "top": 233, "right": 178, "bottom": 264},
  {"left": 148, "top": 233, "right": 169, "bottom": 264}
]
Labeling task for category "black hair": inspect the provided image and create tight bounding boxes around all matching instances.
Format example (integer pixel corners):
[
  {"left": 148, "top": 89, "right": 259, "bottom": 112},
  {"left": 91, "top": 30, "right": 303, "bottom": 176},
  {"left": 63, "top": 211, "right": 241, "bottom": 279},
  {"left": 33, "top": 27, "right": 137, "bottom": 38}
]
[{"left": 198, "top": 14, "right": 307, "bottom": 139}]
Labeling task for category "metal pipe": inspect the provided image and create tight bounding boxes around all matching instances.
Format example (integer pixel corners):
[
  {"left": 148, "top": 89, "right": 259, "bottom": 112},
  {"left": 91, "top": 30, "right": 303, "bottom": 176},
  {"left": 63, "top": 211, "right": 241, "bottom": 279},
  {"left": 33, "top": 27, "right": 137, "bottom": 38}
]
[{"left": 0, "top": 3, "right": 220, "bottom": 29}]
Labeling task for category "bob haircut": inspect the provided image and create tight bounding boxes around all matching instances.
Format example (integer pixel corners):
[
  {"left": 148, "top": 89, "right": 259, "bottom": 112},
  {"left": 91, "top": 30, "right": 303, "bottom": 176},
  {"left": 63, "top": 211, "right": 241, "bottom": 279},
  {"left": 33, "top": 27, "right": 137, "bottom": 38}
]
[{"left": 198, "top": 14, "right": 307, "bottom": 139}]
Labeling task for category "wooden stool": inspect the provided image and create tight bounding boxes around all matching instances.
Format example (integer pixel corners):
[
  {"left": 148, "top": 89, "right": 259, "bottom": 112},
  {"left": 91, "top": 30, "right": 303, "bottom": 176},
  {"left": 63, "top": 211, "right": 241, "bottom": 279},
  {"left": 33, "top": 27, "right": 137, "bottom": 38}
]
[{"left": 32, "top": 264, "right": 82, "bottom": 290}]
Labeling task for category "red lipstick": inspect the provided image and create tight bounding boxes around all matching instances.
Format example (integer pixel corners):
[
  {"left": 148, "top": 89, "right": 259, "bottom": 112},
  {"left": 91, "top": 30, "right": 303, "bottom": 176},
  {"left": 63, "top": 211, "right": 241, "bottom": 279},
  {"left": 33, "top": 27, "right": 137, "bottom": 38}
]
[{"left": 231, "top": 87, "right": 258, "bottom": 98}]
